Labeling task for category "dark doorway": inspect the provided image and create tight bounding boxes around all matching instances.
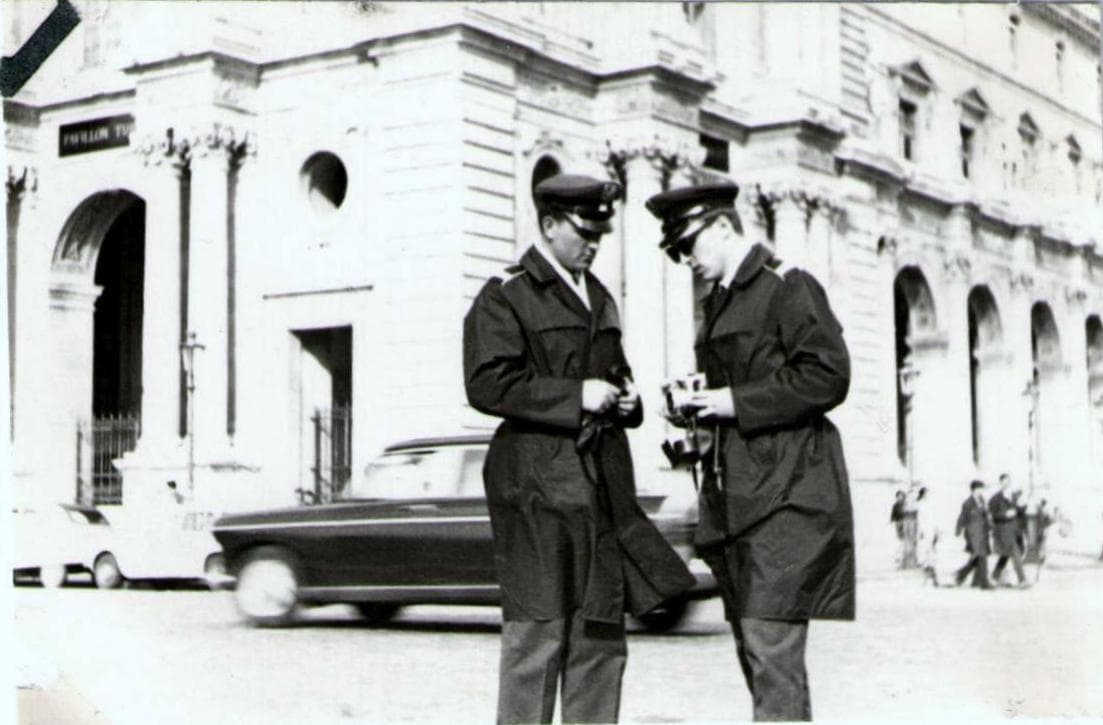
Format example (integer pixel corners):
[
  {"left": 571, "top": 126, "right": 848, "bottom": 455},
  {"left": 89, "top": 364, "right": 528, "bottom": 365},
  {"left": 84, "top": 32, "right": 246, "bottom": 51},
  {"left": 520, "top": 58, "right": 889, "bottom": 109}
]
[
  {"left": 294, "top": 326, "right": 353, "bottom": 501},
  {"left": 92, "top": 200, "right": 145, "bottom": 416}
]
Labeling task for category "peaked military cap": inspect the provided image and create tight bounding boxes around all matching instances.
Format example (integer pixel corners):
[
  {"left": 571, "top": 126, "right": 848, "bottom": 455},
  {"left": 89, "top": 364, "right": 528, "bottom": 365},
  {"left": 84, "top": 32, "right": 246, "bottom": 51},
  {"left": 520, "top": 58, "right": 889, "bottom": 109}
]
[
  {"left": 645, "top": 180, "right": 740, "bottom": 261},
  {"left": 534, "top": 173, "right": 623, "bottom": 234}
]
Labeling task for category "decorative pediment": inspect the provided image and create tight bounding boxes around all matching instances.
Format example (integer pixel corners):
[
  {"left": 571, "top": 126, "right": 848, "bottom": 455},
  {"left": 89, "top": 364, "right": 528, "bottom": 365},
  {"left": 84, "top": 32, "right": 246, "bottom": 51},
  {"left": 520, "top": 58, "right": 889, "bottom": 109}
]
[
  {"left": 1017, "top": 113, "right": 1039, "bottom": 143},
  {"left": 956, "top": 88, "right": 989, "bottom": 120},
  {"left": 892, "top": 60, "right": 935, "bottom": 95}
]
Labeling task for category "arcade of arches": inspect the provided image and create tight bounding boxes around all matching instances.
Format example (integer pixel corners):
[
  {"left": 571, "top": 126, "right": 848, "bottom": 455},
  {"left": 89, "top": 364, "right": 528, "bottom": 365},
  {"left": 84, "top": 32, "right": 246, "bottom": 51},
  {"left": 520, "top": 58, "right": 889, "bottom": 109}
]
[{"left": 893, "top": 264, "right": 1102, "bottom": 525}]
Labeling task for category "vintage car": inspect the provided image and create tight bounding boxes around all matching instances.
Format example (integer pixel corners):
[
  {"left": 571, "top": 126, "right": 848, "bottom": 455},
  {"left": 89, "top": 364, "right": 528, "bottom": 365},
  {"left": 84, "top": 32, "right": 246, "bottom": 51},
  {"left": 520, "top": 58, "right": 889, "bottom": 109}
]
[
  {"left": 214, "top": 435, "right": 715, "bottom": 631},
  {"left": 12, "top": 495, "right": 228, "bottom": 590},
  {"left": 12, "top": 501, "right": 119, "bottom": 588}
]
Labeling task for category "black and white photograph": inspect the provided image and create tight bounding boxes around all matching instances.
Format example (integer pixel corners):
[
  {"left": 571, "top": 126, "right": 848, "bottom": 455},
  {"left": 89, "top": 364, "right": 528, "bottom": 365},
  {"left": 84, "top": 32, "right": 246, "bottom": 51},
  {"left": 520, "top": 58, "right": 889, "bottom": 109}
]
[{"left": 3, "top": 1, "right": 1102, "bottom": 722}]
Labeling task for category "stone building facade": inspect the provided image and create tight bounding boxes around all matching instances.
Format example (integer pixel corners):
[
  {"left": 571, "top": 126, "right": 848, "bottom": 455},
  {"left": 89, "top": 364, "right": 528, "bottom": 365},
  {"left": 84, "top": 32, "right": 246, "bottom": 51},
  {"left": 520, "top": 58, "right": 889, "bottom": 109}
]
[{"left": 5, "top": 2, "right": 1101, "bottom": 557}]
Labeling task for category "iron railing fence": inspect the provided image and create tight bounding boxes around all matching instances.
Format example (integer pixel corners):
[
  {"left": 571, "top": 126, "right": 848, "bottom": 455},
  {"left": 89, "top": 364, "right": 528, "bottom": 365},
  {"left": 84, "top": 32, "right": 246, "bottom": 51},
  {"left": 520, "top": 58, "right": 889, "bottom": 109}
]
[
  {"left": 76, "top": 413, "right": 140, "bottom": 505},
  {"left": 310, "top": 405, "right": 352, "bottom": 504}
]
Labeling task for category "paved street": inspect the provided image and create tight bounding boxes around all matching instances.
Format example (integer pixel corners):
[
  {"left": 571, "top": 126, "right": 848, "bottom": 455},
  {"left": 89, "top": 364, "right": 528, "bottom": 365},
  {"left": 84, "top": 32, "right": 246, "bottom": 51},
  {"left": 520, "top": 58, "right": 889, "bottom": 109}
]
[{"left": 11, "top": 554, "right": 1103, "bottom": 724}]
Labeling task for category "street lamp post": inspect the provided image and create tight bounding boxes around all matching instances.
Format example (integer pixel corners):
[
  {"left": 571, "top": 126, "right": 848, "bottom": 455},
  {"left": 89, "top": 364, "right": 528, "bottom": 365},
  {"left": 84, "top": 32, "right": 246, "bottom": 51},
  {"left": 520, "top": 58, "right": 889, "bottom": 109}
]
[
  {"left": 180, "top": 332, "right": 205, "bottom": 496},
  {"left": 1022, "top": 378, "right": 1039, "bottom": 499}
]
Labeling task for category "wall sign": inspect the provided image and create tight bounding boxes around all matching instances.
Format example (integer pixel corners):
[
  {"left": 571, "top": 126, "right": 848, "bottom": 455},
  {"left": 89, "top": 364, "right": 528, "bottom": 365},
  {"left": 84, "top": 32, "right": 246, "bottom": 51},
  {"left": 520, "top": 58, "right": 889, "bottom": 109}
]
[{"left": 58, "top": 113, "right": 133, "bottom": 157}]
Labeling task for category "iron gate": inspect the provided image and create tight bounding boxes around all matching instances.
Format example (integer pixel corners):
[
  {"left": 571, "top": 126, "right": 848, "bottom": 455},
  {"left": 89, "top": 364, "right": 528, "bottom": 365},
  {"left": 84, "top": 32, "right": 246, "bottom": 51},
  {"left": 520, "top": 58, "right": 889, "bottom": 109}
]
[
  {"left": 76, "top": 414, "right": 140, "bottom": 505},
  {"left": 310, "top": 405, "right": 352, "bottom": 504}
]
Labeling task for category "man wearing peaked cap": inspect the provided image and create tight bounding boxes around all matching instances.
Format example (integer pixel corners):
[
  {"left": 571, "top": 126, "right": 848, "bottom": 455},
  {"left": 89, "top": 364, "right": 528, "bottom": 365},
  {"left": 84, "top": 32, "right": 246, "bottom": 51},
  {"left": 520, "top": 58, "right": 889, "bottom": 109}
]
[
  {"left": 463, "top": 172, "right": 694, "bottom": 724},
  {"left": 646, "top": 180, "right": 856, "bottom": 721}
]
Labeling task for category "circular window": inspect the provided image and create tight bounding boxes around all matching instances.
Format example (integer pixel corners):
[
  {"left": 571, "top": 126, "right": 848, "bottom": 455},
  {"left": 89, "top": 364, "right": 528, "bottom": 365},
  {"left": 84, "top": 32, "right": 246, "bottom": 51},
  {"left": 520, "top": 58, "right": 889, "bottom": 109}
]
[{"left": 301, "top": 152, "right": 348, "bottom": 215}]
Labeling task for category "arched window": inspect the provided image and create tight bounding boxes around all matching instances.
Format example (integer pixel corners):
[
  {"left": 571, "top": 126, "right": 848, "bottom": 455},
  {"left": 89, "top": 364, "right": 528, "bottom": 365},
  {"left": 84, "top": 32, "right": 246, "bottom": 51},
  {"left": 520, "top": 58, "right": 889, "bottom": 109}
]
[
  {"left": 301, "top": 152, "right": 348, "bottom": 215},
  {"left": 531, "top": 155, "right": 561, "bottom": 196}
]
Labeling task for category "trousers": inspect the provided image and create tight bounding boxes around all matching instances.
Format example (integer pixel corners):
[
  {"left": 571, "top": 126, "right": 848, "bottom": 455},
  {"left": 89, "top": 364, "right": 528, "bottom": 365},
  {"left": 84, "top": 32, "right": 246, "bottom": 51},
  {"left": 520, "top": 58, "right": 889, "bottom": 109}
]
[
  {"left": 497, "top": 610, "right": 627, "bottom": 724},
  {"left": 702, "top": 545, "right": 812, "bottom": 721},
  {"left": 992, "top": 548, "right": 1027, "bottom": 584},
  {"left": 732, "top": 617, "right": 812, "bottom": 722},
  {"left": 955, "top": 553, "right": 990, "bottom": 587}
]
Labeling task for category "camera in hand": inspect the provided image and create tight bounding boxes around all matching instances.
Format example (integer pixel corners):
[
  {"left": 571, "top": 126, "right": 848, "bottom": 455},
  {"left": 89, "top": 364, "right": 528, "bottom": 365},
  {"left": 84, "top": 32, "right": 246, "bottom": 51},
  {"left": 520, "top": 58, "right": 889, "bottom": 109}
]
[
  {"left": 660, "top": 372, "right": 710, "bottom": 469},
  {"left": 604, "top": 364, "right": 632, "bottom": 396}
]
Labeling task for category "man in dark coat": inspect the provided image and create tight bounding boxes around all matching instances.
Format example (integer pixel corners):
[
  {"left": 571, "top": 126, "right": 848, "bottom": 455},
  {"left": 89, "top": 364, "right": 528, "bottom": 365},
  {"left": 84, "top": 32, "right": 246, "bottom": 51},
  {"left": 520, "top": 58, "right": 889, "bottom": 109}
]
[
  {"left": 463, "top": 173, "right": 694, "bottom": 724},
  {"left": 989, "top": 473, "right": 1030, "bottom": 588},
  {"left": 954, "top": 479, "right": 993, "bottom": 588},
  {"left": 645, "top": 181, "right": 855, "bottom": 722}
]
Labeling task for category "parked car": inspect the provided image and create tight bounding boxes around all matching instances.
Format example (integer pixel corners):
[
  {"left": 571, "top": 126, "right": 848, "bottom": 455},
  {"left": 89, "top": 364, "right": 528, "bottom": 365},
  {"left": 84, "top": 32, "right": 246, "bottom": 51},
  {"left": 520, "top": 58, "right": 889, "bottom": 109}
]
[
  {"left": 214, "top": 435, "right": 716, "bottom": 631},
  {"left": 12, "top": 493, "right": 228, "bottom": 591},
  {"left": 12, "top": 501, "right": 119, "bottom": 588}
]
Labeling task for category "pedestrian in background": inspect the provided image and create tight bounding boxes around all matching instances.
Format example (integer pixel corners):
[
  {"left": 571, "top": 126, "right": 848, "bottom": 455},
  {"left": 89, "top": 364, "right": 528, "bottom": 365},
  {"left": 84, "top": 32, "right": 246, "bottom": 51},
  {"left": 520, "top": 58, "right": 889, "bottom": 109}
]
[
  {"left": 913, "top": 486, "right": 939, "bottom": 586},
  {"left": 890, "top": 490, "right": 907, "bottom": 568},
  {"left": 954, "top": 480, "right": 993, "bottom": 589},
  {"left": 646, "top": 181, "right": 855, "bottom": 722},
  {"left": 463, "top": 173, "right": 693, "bottom": 724},
  {"left": 900, "top": 484, "right": 920, "bottom": 568},
  {"left": 990, "top": 473, "right": 1030, "bottom": 589}
]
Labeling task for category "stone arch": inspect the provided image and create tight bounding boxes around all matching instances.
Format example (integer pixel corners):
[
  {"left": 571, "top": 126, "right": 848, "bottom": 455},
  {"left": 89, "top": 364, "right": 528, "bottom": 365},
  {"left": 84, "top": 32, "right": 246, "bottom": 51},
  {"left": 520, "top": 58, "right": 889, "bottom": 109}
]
[
  {"left": 47, "top": 189, "right": 148, "bottom": 502},
  {"left": 893, "top": 266, "right": 939, "bottom": 476},
  {"left": 967, "top": 285, "right": 1005, "bottom": 470},
  {"left": 1087, "top": 315, "right": 1103, "bottom": 479},
  {"left": 1029, "top": 301, "right": 1063, "bottom": 492},
  {"left": 53, "top": 189, "right": 144, "bottom": 274}
]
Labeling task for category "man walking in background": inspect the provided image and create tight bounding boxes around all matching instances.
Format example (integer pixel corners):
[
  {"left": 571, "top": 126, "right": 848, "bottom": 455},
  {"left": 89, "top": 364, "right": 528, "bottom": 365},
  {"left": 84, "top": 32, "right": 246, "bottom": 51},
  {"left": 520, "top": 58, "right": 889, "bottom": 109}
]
[
  {"left": 955, "top": 480, "right": 993, "bottom": 589},
  {"left": 990, "top": 473, "right": 1031, "bottom": 589}
]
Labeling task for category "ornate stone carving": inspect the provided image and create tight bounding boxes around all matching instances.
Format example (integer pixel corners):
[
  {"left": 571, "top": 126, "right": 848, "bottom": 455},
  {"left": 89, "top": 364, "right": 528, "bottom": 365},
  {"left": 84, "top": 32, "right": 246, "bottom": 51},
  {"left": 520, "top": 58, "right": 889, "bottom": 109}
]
[
  {"left": 1009, "top": 271, "right": 1034, "bottom": 293},
  {"left": 876, "top": 235, "right": 899, "bottom": 257},
  {"left": 522, "top": 129, "right": 566, "bottom": 159},
  {"left": 518, "top": 73, "right": 590, "bottom": 119},
  {"left": 136, "top": 124, "right": 255, "bottom": 171},
  {"left": 6, "top": 166, "right": 37, "bottom": 203},
  {"left": 941, "top": 251, "right": 972, "bottom": 281},
  {"left": 1065, "top": 287, "right": 1089, "bottom": 307},
  {"left": 600, "top": 137, "right": 702, "bottom": 190}
]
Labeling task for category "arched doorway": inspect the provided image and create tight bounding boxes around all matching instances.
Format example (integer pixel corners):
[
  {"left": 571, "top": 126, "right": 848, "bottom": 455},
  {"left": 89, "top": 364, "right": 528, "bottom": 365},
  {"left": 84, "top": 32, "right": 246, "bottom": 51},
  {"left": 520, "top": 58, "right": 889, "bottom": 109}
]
[
  {"left": 893, "top": 266, "right": 938, "bottom": 484},
  {"left": 967, "top": 286, "right": 1004, "bottom": 472},
  {"left": 1087, "top": 315, "right": 1103, "bottom": 475},
  {"left": 51, "top": 190, "right": 146, "bottom": 504},
  {"left": 1029, "top": 302, "right": 1062, "bottom": 494}
]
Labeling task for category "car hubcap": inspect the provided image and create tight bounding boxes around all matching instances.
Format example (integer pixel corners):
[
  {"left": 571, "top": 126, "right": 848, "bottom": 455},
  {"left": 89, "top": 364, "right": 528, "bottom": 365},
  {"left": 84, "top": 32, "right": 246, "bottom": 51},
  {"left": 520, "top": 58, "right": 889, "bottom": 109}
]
[{"left": 236, "top": 560, "right": 297, "bottom": 619}]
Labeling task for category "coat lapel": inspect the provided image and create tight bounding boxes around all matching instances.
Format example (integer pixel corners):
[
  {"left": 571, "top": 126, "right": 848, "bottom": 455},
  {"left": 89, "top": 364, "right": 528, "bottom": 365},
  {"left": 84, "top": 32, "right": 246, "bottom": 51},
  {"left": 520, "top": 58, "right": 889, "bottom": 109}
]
[{"left": 521, "top": 247, "right": 592, "bottom": 323}]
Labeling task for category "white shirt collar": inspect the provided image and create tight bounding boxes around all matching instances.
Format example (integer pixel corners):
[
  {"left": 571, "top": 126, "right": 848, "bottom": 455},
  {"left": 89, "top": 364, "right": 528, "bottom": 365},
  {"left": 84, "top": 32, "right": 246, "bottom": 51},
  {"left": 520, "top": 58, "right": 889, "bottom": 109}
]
[{"left": 533, "top": 241, "right": 590, "bottom": 310}]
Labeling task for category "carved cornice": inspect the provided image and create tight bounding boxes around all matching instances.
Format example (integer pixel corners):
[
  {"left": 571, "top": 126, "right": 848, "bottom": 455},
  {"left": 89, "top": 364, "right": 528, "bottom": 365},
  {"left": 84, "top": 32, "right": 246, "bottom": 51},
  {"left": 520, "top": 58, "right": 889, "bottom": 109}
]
[{"left": 6, "top": 166, "right": 37, "bottom": 203}]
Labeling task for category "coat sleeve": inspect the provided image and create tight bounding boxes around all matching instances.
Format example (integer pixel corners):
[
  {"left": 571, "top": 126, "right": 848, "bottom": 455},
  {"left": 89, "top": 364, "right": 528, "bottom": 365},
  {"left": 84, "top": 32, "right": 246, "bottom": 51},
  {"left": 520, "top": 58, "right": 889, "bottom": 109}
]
[
  {"left": 463, "top": 278, "right": 583, "bottom": 430},
  {"left": 730, "top": 270, "right": 851, "bottom": 434}
]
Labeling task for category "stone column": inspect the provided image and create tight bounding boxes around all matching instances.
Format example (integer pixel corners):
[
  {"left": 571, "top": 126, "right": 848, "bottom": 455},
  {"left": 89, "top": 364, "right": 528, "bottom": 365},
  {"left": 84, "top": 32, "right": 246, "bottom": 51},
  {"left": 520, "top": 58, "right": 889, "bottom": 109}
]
[
  {"left": 1006, "top": 266, "right": 1037, "bottom": 489},
  {"left": 608, "top": 144, "right": 668, "bottom": 473},
  {"left": 47, "top": 278, "right": 103, "bottom": 503},
  {"left": 184, "top": 123, "right": 253, "bottom": 467},
  {"left": 1060, "top": 286, "right": 1092, "bottom": 492},
  {"left": 769, "top": 189, "right": 810, "bottom": 265},
  {"left": 5, "top": 167, "right": 35, "bottom": 468},
  {"left": 132, "top": 131, "right": 190, "bottom": 453}
]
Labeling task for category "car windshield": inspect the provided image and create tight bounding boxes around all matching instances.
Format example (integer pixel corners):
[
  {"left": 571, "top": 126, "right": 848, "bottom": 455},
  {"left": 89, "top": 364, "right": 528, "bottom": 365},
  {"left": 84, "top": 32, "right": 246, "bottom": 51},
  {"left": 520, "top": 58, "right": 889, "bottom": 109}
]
[{"left": 342, "top": 447, "right": 485, "bottom": 501}]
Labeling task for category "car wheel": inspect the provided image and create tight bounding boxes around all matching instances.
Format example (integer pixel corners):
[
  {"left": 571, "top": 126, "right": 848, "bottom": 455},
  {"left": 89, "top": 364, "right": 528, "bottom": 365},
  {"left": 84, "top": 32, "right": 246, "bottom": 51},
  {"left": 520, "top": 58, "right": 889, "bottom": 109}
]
[
  {"left": 354, "top": 603, "right": 401, "bottom": 623},
  {"left": 635, "top": 597, "right": 690, "bottom": 633},
  {"left": 93, "top": 553, "right": 124, "bottom": 590},
  {"left": 203, "top": 553, "right": 232, "bottom": 590},
  {"left": 234, "top": 547, "right": 299, "bottom": 627},
  {"left": 38, "top": 564, "right": 67, "bottom": 589}
]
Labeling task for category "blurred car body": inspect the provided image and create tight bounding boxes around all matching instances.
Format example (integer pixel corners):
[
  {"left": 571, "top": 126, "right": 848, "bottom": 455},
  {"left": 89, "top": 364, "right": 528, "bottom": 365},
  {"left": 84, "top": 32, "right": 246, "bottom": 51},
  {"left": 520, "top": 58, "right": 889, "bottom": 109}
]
[
  {"left": 12, "top": 502, "right": 117, "bottom": 588},
  {"left": 214, "top": 435, "right": 715, "bottom": 630}
]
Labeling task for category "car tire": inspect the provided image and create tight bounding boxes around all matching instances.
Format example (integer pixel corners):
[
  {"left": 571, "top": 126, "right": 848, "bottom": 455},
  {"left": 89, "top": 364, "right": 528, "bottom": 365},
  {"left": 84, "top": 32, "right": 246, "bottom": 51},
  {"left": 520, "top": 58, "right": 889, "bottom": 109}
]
[
  {"left": 38, "top": 564, "right": 67, "bottom": 589},
  {"left": 635, "top": 597, "right": 690, "bottom": 633},
  {"left": 93, "top": 553, "right": 124, "bottom": 590},
  {"left": 234, "top": 547, "right": 300, "bottom": 627},
  {"left": 354, "top": 603, "right": 401, "bottom": 623}
]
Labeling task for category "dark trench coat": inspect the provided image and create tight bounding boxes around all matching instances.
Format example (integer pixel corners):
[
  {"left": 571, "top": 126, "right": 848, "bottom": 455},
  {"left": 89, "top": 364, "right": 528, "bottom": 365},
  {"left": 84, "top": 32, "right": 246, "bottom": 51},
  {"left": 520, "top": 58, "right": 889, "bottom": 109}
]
[
  {"left": 696, "top": 243, "right": 856, "bottom": 621},
  {"left": 956, "top": 496, "right": 992, "bottom": 556},
  {"left": 463, "top": 247, "right": 694, "bottom": 624}
]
